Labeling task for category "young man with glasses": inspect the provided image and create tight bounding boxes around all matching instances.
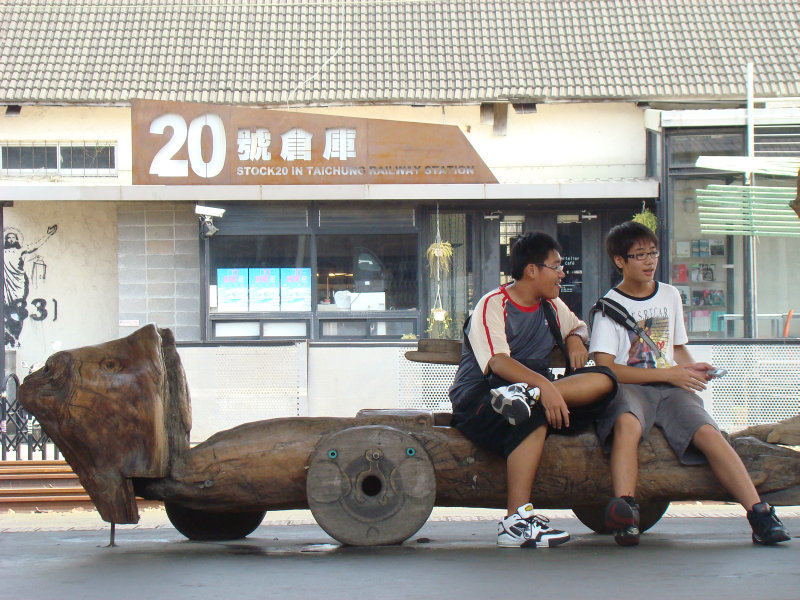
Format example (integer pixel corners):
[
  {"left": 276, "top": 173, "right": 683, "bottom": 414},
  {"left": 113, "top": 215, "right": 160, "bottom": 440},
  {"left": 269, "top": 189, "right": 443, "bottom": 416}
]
[
  {"left": 589, "top": 221, "right": 790, "bottom": 547},
  {"left": 449, "top": 232, "right": 618, "bottom": 548}
]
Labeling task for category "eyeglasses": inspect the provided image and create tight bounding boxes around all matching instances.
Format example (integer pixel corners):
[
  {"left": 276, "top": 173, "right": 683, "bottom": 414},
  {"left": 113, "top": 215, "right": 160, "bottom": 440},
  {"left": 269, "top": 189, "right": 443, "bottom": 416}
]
[
  {"left": 626, "top": 250, "right": 660, "bottom": 261},
  {"left": 534, "top": 263, "right": 565, "bottom": 273}
]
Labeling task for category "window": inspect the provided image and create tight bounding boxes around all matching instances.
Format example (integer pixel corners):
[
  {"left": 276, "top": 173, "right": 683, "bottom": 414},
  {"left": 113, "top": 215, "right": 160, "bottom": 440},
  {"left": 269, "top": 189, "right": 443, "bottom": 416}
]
[
  {"left": 667, "top": 132, "right": 744, "bottom": 167},
  {"left": 666, "top": 126, "right": 800, "bottom": 339},
  {"left": 317, "top": 234, "right": 417, "bottom": 311},
  {"left": 0, "top": 142, "right": 117, "bottom": 176},
  {"left": 668, "top": 175, "right": 743, "bottom": 338},
  {"left": 205, "top": 203, "right": 420, "bottom": 340},
  {"left": 209, "top": 235, "right": 311, "bottom": 314}
]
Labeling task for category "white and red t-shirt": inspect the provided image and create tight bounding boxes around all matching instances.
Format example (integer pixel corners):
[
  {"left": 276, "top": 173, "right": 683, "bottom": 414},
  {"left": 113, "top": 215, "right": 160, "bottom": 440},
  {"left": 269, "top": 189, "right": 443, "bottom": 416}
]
[{"left": 449, "top": 284, "right": 585, "bottom": 409}]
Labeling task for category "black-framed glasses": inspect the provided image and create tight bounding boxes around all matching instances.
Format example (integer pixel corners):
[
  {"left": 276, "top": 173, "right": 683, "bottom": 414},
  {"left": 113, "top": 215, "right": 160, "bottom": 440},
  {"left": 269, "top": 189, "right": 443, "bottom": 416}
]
[
  {"left": 533, "top": 263, "right": 565, "bottom": 273},
  {"left": 626, "top": 250, "right": 660, "bottom": 261}
]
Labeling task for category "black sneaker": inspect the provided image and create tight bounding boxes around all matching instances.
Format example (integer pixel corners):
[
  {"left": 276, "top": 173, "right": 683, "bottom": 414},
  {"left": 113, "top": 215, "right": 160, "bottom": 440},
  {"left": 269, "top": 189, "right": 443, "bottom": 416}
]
[
  {"left": 747, "top": 502, "right": 790, "bottom": 545},
  {"left": 604, "top": 496, "right": 640, "bottom": 546},
  {"left": 490, "top": 383, "right": 540, "bottom": 426}
]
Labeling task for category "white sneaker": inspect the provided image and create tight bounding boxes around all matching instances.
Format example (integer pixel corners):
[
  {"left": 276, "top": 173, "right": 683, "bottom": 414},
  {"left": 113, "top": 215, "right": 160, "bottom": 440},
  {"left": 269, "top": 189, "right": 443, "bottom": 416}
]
[
  {"left": 497, "top": 503, "right": 570, "bottom": 548},
  {"left": 490, "top": 383, "right": 540, "bottom": 425}
]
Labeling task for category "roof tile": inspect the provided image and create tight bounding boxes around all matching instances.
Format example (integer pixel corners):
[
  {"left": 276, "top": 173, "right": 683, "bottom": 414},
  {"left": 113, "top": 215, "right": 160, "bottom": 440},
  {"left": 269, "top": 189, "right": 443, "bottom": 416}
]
[{"left": 1, "top": 0, "right": 799, "bottom": 105}]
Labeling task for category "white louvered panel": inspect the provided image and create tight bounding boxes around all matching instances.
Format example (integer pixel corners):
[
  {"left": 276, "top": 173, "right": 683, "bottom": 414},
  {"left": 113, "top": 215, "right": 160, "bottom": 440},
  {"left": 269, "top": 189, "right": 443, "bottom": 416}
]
[
  {"left": 396, "top": 349, "right": 457, "bottom": 412},
  {"left": 711, "top": 345, "right": 800, "bottom": 433},
  {"left": 214, "top": 345, "right": 305, "bottom": 431}
]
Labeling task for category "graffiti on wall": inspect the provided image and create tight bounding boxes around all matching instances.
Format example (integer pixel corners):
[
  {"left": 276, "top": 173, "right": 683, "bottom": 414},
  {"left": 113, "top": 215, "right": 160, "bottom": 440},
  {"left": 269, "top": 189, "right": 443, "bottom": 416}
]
[{"left": 4, "top": 224, "right": 58, "bottom": 348}]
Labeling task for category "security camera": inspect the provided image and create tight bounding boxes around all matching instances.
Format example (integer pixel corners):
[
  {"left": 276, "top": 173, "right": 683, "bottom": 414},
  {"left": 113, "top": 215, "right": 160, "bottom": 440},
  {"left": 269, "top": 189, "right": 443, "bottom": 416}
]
[
  {"left": 195, "top": 205, "right": 226, "bottom": 218},
  {"left": 200, "top": 216, "right": 219, "bottom": 238}
]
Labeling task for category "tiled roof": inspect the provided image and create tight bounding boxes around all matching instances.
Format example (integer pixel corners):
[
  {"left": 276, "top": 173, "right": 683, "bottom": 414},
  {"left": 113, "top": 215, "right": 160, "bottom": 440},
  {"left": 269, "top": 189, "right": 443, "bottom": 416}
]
[{"left": 2, "top": 0, "right": 799, "bottom": 106}]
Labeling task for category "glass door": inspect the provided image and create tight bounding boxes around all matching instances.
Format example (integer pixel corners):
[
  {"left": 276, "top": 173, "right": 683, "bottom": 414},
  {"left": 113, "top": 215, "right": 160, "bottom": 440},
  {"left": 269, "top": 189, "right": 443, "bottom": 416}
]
[{"left": 556, "top": 214, "right": 583, "bottom": 316}]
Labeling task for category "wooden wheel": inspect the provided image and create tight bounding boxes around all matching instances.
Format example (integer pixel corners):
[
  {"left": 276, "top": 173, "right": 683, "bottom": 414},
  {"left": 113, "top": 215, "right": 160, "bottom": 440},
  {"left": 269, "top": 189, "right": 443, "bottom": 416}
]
[
  {"left": 165, "top": 502, "right": 266, "bottom": 541},
  {"left": 572, "top": 500, "right": 670, "bottom": 534},
  {"left": 306, "top": 425, "right": 436, "bottom": 546}
]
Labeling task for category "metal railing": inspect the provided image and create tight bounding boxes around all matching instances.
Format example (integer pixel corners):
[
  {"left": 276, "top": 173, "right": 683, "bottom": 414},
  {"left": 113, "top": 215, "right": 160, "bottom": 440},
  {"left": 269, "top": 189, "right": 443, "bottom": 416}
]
[{"left": 0, "top": 373, "right": 60, "bottom": 461}]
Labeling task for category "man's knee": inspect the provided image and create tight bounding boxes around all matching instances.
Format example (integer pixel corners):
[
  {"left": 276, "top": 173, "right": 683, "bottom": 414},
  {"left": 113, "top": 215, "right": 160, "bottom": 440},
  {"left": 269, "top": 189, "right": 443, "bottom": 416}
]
[
  {"left": 589, "top": 371, "right": 615, "bottom": 398},
  {"left": 692, "top": 423, "right": 722, "bottom": 446},
  {"left": 614, "top": 412, "right": 642, "bottom": 439}
]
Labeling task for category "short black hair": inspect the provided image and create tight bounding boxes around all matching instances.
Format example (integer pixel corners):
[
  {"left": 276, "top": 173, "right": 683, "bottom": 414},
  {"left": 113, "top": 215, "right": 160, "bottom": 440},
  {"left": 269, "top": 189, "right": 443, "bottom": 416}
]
[
  {"left": 605, "top": 221, "right": 659, "bottom": 273},
  {"left": 510, "top": 232, "right": 562, "bottom": 280}
]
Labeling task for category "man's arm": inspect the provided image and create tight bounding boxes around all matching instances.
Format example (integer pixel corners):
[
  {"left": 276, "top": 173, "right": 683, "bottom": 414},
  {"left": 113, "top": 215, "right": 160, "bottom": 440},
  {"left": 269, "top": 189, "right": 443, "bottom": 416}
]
[
  {"left": 552, "top": 298, "right": 589, "bottom": 370},
  {"left": 592, "top": 351, "right": 710, "bottom": 392},
  {"left": 565, "top": 325, "right": 589, "bottom": 371}
]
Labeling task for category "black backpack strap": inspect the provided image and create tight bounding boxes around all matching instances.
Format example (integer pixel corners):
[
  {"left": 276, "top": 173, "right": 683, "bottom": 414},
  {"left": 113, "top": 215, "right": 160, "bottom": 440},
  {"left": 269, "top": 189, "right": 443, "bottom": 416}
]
[
  {"left": 540, "top": 299, "right": 573, "bottom": 376},
  {"left": 589, "top": 297, "right": 662, "bottom": 359}
]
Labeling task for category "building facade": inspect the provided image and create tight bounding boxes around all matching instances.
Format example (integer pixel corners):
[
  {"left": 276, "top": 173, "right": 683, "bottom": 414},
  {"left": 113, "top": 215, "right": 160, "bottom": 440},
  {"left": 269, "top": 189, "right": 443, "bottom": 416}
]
[{"left": 2, "top": 1, "right": 799, "bottom": 441}]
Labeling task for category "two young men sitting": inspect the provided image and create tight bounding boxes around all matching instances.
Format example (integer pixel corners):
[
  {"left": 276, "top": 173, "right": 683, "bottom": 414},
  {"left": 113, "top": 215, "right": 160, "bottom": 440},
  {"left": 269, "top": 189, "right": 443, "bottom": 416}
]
[{"left": 448, "top": 224, "right": 790, "bottom": 548}]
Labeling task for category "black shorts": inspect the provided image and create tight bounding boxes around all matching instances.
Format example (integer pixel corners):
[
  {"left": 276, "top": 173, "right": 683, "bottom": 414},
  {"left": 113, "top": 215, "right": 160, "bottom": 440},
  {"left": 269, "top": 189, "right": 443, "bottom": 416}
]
[{"left": 450, "top": 366, "right": 617, "bottom": 458}]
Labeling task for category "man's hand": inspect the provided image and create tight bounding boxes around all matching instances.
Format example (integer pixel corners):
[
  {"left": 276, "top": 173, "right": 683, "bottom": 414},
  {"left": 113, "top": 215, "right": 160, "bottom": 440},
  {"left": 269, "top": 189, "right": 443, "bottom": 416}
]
[
  {"left": 662, "top": 364, "right": 710, "bottom": 392},
  {"left": 539, "top": 381, "right": 570, "bottom": 429},
  {"left": 565, "top": 334, "right": 588, "bottom": 371},
  {"left": 685, "top": 361, "right": 714, "bottom": 380}
]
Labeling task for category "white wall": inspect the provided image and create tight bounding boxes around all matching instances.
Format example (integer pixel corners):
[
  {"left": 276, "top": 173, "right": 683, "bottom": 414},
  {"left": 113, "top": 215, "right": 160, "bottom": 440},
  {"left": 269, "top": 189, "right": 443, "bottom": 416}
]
[
  {"left": 307, "top": 345, "right": 402, "bottom": 416},
  {"left": 0, "top": 106, "right": 133, "bottom": 184},
  {"left": 3, "top": 202, "right": 119, "bottom": 372},
  {"left": 294, "top": 103, "right": 647, "bottom": 181}
]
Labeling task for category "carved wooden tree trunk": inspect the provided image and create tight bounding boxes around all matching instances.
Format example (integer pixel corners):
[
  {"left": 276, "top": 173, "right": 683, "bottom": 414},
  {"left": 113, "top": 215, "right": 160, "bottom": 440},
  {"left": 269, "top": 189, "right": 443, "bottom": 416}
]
[
  {"left": 18, "top": 326, "right": 800, "bottom": 545},
  {"left": 19, "top": 325, "right": 190, "bottom": 524}
]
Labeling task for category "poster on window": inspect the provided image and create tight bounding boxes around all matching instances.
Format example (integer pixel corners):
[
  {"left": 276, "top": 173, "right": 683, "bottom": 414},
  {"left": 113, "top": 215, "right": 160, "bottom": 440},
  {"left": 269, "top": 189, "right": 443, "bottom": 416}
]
[
  {"left": 280, "top": 268, "right": 311, "bottom": 311},
  {"left": 217, "top": 268, "right": 249, "bottom": 312},
  {"left": 249, "top": 268, "right": 281, "bottom": 311}
]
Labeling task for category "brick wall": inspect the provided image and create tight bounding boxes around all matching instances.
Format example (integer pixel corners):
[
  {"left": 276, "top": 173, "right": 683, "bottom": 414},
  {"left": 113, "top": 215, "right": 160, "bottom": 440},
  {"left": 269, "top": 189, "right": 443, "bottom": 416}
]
[{"left": 117, "top": 203, "right": 201, "bottom": 341}]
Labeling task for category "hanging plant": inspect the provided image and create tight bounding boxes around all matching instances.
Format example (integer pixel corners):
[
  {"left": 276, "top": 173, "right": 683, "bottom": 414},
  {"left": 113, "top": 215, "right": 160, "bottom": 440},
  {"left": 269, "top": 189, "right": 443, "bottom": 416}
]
[
  {"left": 426, "top": 240, "right": 453, "bottom": 276},
  {"left": 426, "top": 307, "right": 454, "bottom": 338},
  {"left": 633, "top": 206, "right": 658, "bottom": 232}
]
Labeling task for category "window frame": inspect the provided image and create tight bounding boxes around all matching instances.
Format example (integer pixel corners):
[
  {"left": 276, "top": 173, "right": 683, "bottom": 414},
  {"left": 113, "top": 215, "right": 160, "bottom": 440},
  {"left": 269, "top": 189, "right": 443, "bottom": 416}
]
[
  {"left": 202, "top": 202, "right": 422, "bottom": 341},
  {"left": 0, "top": 142, "right": 118, "bottom": 177}
]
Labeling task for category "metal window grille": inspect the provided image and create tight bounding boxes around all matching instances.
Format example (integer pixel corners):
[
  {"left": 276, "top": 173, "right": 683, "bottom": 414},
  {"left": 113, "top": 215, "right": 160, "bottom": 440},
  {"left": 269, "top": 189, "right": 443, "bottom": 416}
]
[
  {"left": 754, "top": 126, "right": 800, "bottom": 158},
  {"left": 0, "top": 142, "right": 117, "bottom": 177},
  {"left": 213, "top": 345, "right": 307, "bottom": 431},
  {"left": 396, "top": 349, "right": 457, "bottom": 412},
  {"left": 710, "top": 344, "right": 800, "bottom": 433}
]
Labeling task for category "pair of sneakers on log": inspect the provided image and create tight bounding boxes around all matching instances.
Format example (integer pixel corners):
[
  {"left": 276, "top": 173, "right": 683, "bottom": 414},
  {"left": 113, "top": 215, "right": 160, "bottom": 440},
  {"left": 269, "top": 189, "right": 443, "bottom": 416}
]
[{"left": 491, "top": 383, "right": 791, "bottom": 548}]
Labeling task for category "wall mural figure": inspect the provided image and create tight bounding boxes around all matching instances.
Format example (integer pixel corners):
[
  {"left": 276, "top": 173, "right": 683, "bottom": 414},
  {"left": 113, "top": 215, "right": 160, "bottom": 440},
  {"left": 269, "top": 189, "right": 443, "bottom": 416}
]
[{"left": 4, "top": 224, "right": 58, "bottom": 347}]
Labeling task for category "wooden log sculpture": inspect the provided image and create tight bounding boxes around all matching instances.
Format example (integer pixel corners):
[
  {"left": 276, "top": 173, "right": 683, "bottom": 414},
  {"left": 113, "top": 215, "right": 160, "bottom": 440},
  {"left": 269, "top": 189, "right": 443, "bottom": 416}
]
[{"left": 19, "top": 326, "right": 800, "bottom": 546}]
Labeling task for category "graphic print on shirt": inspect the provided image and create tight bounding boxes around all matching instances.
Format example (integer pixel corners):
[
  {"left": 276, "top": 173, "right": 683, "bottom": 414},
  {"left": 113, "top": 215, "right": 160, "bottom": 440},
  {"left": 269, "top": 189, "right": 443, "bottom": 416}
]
[{"left": 626, "top": 314, "right": 670, "bottom": 368}]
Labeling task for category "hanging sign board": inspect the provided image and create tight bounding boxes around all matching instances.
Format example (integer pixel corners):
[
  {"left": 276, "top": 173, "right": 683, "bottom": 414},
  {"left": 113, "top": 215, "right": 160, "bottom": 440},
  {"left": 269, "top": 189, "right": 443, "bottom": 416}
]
[{"left": 131, "top": 100, "right": 497, "bottom": 185}]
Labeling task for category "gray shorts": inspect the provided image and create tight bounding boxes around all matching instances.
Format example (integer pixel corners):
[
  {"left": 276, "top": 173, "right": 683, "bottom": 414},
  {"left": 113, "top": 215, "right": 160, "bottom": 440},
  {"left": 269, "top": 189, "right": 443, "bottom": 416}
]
[{"left": 596, "top": 383, "right": 719, "bottom": 465}]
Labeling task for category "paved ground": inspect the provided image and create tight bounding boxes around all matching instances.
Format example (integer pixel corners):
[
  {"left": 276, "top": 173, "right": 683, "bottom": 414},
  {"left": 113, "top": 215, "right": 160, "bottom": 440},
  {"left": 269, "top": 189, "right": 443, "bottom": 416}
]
[{"left": 2, "top": 504, "right": 799, "bottom": 600}]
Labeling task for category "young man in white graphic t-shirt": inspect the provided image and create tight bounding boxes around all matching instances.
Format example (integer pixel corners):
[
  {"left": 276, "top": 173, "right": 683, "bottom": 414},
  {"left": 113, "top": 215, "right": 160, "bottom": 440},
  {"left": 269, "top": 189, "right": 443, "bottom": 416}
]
[{"left": 589, "top": 221, "right": 789, "bottom": 547}]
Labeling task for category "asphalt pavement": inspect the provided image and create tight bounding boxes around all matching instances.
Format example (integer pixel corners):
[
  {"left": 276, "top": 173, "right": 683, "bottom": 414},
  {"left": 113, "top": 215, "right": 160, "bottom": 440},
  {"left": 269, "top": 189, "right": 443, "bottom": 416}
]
[{"left": 2, "top": 504, "right": 799, "bottom": 600}]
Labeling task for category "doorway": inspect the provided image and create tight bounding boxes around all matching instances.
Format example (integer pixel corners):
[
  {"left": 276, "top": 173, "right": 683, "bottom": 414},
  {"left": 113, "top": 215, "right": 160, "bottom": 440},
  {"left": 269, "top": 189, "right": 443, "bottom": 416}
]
[{"left": 495, "top": 207, "right": 638, "bottom": 320}]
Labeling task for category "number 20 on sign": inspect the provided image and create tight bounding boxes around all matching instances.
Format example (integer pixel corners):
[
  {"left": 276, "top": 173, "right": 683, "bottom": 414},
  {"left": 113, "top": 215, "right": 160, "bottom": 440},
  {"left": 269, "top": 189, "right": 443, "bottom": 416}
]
[{"left": 149, "top": 113, "right": 227, "bottom": 178}]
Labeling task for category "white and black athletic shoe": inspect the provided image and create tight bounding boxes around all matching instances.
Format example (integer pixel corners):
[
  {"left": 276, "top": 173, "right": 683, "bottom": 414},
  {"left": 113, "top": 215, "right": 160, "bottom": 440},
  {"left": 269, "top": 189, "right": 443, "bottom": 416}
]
[
  {"left": 490, "top": 383, "right": 541, "bottom": 426},
  {"left": 497, "top": 503, "right": 570, "bottom": 548}
]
